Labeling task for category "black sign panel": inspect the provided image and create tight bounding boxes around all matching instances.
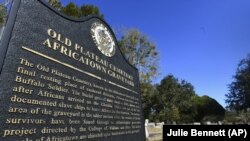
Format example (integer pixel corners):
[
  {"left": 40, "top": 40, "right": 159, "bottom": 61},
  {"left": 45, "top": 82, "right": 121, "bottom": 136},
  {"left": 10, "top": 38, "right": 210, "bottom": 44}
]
[{"left": 0, "top": 0, "right": 145, "bottom": 141}]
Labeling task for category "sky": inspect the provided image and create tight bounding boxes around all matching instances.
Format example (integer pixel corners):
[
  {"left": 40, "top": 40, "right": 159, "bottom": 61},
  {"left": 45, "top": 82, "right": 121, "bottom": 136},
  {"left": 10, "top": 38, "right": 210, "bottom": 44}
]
[{"left": 60, "top": 0, "right": 250, "bottom": 107}]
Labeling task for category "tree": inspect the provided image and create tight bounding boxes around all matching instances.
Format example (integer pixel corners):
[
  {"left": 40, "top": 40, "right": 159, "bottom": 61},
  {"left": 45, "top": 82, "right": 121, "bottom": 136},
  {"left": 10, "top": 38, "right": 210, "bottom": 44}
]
[
  {"left": 118, "top": 29, "right": 158, "bottom": 83},
  {"left": 48, "top": 1, "right": 104, "bottom": 18},
  {"left": 148, "top": 75, "right": 178, "bottom": 123},
  {"left": 224, "top": 111, "right": 250, "bottom": 123},
  {"left": 153, "top": 75, "right": 196, "bottom": 123},
  {"left": 61, "top": 2, "right": 80, "bottom": 18},
  {"left": 0, "top": 4, "right": 7, "bottom": 25},
  {"left": 192, "top": 95, "right": 225, "bottom": 122},
  {"left": 47, "top": 0, "right": 61, "bottom": 10},
  {"left": 177, "top": 80, "right": 197, "bottom": 122},
  {"left": 151, "top": 74, "right": 225, "bottom": 123},
  {"left": 140, "top": 83, "right": 158, "bottom": 120},
  {"left": 226, "top": 54, "right": 250, "bottom": 113},
  {"left": 118, "top": 29, "right": 159, "bottom": 122},
  {"left": 60, "top": 3, "right": 104, "bottom": 18},
  {"left": 80, "top": 5, "right": 104, "bottom": 18}
]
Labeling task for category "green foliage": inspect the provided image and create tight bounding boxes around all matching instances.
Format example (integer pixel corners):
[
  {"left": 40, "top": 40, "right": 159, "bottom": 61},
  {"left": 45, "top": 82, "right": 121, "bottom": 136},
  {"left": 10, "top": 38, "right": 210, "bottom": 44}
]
[
  {"left": 203, "top": 115, "right": 221, "bottom": 122},
  {"left": 48, "top": 0, "right": 61, "bottom": 10},
  {"left": 118, "top": 29, "right": 159, "bottom": 83},
  {"left": 152, "top": 75, "right": 197, "bottom": 123},
  {"left": 0, "top": 12, "right": 3, "bottom": 24},
  {"left": 61, "top": 2, "right": 80, "bottom": 18},
  {"left": 223, "top": 111, "right": 242, "bottom": 123},
  {"left": 146, "top": 75, "right": 225, "bottom": 123},
  {"left": 171, "top": 106, "right": 181, "bottom": 122},
  {"left": 140, "top": 83, "right": 157, "bottom": 119},
  {"left": 178, "top": 81, "right": 197, "bottom": 122},
  {"left": 118, "top": 29, "right": 159, "bottom": 122},
  {"left": 0, "top": 4, "right": 7, "bottom": 25},
  {"left": 47, "top": 0, "right": 104, "bottom": 18},
  {"left": 226, "top": 54, "right": 250, "bottom": 112},
  {"left": 80, "top": 5, "right": 104, "bottom": 18},
  {"left": 192, "top": 96, "right": 225, "bottom": 122},
  {"left": 224, "top": 111, "right": 250, "bottom": 123}
]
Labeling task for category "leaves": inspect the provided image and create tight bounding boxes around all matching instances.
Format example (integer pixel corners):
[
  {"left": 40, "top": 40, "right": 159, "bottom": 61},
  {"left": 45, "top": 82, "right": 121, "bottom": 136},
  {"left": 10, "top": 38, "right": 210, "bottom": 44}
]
[
  {"left": 192, "top": 96, "right": 225, "bottom": 122},
  {"left": 0, "top": 4, "right": 7, "bottom": 25},
  {"left": 47, "top": 0, "right": 104, "bottom": 18},
  {"left": 154, "top": 75, "right": 197, "bottom": 123},
  {"left": 146, "top": 75, "right": 225, "bottom": 123},
  {"left": 226, "top": 54, "right": 250, "bottom": 112},
  {"left": 61, "top": 2, "right": 80, "bottom": 18},
  {"left": 48, "top": 0, "right": 61, "bottom": 10},
  {"left": 118, "top": 29, "right": 159, "bottom": 83},
  {"left": 80, "top": 5, "right": 104, "bottom": 18}
]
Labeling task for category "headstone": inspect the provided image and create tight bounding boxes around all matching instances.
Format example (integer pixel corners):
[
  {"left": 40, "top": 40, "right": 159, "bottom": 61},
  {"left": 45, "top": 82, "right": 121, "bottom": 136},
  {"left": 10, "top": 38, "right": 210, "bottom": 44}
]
[
  {"left": 193, "top": 122, "right": 201, "bottom": 125},
  {"left": 218, "top": 121, "right": 222, "bottom": 125},
  {"left": 155, "top": 122, "right": 164, "bottom": 127},
  {"left": 145, "top": 119, "right": 149, "bottom": 138},
  {"left": 206, "top": 121, "right": 211, "bottom": 125},
  {"left": 147, "top": 123, "right": 155, "bottom": 128},
  {"left": 145, "top": 119, "right": 149, "bottom": 126},
  {"left": 0, "top": 0, "right": 145, "bottom": 141}
]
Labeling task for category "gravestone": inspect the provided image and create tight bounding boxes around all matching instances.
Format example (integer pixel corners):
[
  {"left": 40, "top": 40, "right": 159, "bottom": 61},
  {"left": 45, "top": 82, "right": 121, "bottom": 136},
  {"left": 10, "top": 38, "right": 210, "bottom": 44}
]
[{"left": 0, "top": 0, "right": 145, "bottom": 141}]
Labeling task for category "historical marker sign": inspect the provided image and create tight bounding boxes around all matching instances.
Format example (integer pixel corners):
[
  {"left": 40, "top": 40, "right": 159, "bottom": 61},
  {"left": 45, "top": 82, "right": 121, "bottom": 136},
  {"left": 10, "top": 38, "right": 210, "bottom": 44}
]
[{"left": 0, "top": 0, "right": 145, "bottom": 140}]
